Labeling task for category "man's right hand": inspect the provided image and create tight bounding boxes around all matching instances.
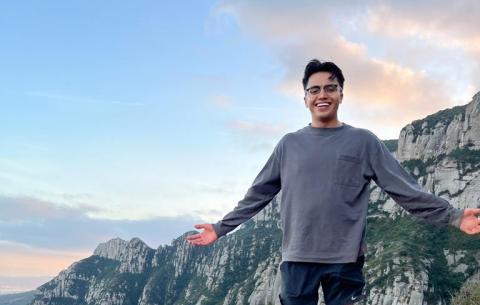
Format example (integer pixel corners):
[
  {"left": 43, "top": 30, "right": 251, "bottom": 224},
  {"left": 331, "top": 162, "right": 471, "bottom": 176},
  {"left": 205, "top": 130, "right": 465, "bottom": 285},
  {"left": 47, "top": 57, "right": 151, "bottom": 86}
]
[{"left": 186, "top": 223, "right": 218, "bottom": 246}]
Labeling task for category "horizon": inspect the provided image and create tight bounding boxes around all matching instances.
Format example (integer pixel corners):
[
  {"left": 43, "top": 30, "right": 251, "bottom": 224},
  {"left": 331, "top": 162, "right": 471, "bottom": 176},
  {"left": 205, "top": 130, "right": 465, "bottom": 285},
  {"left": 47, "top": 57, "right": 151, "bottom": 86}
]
[{"left": 2, "top": 0, "right": 480, "bottom": 293}]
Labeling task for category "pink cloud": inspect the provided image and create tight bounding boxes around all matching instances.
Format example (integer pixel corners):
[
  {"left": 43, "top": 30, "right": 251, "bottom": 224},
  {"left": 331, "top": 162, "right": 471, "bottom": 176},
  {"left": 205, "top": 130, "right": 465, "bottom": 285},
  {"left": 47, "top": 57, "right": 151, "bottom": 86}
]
[
  {"left": 215, "top": 0, "right": 478, "bottom": 136},
  {"left": 0, "top": 241, "right": 88, "bottom": 277},
  {"left": 366, "top": 1, "right": 480, "bottom": 52}
]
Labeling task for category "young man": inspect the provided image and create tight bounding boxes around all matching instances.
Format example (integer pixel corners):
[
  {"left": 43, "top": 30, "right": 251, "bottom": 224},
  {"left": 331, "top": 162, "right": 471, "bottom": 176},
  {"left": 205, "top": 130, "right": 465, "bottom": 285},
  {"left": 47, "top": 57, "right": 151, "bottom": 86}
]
[{"left": 187, "top": 60, "right": 480, "bottom": 305}]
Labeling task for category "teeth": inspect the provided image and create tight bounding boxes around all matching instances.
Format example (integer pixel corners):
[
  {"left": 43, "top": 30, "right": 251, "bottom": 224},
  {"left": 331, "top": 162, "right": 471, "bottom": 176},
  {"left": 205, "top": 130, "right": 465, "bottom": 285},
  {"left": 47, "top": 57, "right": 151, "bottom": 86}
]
[{"left": 316, "top": 103, "right": 329, "bottom": 107}]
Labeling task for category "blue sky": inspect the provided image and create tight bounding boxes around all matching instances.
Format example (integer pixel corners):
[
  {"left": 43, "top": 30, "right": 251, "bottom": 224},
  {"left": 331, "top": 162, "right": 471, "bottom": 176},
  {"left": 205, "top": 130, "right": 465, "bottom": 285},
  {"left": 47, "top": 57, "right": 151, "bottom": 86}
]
[
  {"left": 1, "top": 0, "right": 480, "bottom": 293},
  {"left": 1, "top": 1, "right": 289, "bottom": 219}
]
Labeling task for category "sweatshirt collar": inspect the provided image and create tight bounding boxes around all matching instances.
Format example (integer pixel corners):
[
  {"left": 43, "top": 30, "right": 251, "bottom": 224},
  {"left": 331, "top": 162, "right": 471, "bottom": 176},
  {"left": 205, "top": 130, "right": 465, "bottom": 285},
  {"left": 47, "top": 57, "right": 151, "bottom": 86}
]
[{"left": 304, "top": 122, "right": 348, "bottom": 135}]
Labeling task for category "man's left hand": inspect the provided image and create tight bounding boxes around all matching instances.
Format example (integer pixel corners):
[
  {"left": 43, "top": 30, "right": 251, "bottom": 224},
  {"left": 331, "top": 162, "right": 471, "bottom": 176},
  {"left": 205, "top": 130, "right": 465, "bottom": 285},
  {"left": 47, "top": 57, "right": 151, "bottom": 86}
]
[{"left": 459, "top": 208, "right": 480, "bottom": 235}]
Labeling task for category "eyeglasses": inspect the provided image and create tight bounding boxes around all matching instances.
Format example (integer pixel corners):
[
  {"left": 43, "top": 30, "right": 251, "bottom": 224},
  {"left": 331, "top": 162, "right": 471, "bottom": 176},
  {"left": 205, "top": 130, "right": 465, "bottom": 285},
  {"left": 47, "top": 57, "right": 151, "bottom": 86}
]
[{"left": 305, "top": 84, "right": 340, "bottom": 96}]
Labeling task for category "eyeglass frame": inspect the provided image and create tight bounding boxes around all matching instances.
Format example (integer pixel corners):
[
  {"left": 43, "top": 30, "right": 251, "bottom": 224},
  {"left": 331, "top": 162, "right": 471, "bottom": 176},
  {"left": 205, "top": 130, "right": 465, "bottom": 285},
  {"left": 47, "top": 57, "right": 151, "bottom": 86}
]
[{"left": 305, "top": 84, "right": 342, "bottom": 96}]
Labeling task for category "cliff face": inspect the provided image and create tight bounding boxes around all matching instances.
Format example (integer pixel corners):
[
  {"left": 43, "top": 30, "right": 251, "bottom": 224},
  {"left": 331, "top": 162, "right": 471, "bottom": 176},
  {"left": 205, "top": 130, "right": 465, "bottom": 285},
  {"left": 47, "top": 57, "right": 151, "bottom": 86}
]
[
  {"left": 31, "top": 200, "right": 284, "bottom": 305},
  {"left": 30, "top": 94, "right": 480, "bottom": 305},
  {"left": 397, "top": 92, "right": 480, "bottom": 161}
]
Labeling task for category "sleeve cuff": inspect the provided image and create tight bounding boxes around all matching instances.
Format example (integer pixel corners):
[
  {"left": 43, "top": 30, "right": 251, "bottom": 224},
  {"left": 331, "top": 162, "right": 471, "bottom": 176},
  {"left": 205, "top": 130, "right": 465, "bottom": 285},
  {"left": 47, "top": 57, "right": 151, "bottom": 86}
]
[
  {"left": 212, "top": 221, "right": 235, "bottom": 238},
  {"left": 448, "top": 208, "right": 464, "bottom": 228}
]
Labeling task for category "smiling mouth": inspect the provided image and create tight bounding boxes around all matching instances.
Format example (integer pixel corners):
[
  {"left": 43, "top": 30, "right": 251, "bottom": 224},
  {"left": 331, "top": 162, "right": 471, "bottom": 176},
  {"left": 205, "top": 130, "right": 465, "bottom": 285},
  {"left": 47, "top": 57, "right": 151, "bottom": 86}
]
[{"left": 315, "top": 102, "right": 330, "bottom": 109}]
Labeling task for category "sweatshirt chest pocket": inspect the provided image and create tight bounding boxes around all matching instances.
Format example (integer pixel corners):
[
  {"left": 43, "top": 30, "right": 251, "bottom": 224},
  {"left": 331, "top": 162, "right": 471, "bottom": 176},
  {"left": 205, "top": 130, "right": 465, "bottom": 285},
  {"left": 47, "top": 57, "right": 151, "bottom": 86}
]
[{"left": 334, "top": 154, "right": 363, "bottom": 187}]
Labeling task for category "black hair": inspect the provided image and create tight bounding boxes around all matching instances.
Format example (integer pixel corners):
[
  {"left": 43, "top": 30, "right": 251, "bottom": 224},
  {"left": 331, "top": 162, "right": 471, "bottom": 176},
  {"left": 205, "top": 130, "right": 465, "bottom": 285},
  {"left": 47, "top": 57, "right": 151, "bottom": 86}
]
[{"left": 302, "top": 59, "right": 345, "bottom": 90}]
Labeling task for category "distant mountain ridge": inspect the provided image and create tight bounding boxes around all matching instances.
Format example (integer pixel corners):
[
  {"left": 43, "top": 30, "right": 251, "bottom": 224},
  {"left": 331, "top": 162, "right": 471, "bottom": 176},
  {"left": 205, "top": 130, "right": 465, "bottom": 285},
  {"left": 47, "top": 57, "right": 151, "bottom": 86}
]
[
  {"left": 0, "top": 291, "right": 36, "bottom": 305},
  {"left": 29, "top": 93, "right": 480, "bottom": 305}
]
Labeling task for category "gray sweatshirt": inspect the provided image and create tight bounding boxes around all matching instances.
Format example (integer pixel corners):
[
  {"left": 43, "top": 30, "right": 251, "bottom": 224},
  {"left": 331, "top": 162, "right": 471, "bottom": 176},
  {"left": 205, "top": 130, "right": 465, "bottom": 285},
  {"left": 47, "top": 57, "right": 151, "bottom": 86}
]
[{"left": 212, "top": 123, "right": 464, "bottom": 263}]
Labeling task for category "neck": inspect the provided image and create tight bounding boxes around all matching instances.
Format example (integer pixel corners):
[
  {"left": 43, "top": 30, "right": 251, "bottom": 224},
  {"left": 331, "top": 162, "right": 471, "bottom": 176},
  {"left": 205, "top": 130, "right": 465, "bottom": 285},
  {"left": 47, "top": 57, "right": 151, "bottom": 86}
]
[{"left": 310, "top": 119, "right": 342, "bottom": 128}]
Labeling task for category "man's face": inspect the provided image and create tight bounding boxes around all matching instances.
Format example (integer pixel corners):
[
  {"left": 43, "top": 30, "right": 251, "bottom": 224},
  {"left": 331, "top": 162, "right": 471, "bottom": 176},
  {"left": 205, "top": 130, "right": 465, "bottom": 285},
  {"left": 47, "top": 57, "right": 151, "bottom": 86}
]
[{"left": 304, "top": 72, "right": 343, "bottom": 126}]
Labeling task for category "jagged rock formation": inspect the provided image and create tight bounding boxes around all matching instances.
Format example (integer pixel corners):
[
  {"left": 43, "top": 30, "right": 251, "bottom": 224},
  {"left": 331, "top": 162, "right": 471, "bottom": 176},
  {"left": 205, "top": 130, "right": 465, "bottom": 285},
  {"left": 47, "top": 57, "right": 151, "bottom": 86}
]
[
  {"left": 397, "top": 92, "right": 480, "bottom": 161},
  {"left": 30, "top": 94, "right": 480, "bottom": 305},
  {"left": 93, "top": 237, "right": 155, "bottom": 274},
  {"left": 31, "top": 200, "right": 283, "bottom": 305}
]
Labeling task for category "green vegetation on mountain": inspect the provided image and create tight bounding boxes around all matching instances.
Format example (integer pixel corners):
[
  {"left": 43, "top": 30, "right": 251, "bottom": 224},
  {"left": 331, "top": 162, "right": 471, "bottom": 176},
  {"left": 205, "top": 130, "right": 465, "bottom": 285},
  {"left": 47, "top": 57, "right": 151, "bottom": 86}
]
[
  {"left": 449, "top": 148, "right": 480, "bottom": 175},
  {"left": 452, "top": 282, "right": 480, "bottom": 305},
  {"left": 401, "top": 148, "right": 480, "bottom": 189},
  {"left": 402, "top": 156, "right": 439, "bottom": 179},
  {"left": 383, "top": 139, "right": 398, "bottom": 153},
  {"left": 409, "top": 105, "right": 465, "bottom": 141},
  {"left": 366, "top": 207, "right": 480, "bottom": 305}
]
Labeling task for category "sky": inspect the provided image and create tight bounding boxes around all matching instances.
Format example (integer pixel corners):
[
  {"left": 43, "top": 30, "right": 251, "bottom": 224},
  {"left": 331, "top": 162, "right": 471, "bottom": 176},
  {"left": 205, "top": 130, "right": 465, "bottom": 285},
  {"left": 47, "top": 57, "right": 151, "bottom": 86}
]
[{"left": 1, "top": 0, "right": 480, "bottom": 294}]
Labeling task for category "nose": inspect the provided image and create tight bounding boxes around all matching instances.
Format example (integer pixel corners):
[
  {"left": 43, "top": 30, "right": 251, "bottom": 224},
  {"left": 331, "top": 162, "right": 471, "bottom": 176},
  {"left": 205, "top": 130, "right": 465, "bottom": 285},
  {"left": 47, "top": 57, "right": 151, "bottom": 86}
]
[{"left": 317, "top": 88, "right": 328, "bottom": 99}]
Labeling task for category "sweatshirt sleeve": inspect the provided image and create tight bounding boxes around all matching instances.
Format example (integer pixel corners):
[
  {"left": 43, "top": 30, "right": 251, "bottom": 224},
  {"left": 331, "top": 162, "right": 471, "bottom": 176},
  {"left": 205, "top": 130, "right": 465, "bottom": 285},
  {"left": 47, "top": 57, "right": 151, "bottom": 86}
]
[
  {"left": 367, "top": 133, "right": 463, "bottom": 228},
  {"left": 212, "top": 140, "right": 283, "bottom": 238}
]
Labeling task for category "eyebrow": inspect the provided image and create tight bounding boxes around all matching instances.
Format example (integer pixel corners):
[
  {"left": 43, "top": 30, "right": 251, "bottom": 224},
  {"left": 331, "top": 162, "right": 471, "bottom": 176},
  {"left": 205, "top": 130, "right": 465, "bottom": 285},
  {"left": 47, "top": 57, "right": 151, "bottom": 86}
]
[{"left": 306, "top": 84, "right": 338, "bottom": 89}]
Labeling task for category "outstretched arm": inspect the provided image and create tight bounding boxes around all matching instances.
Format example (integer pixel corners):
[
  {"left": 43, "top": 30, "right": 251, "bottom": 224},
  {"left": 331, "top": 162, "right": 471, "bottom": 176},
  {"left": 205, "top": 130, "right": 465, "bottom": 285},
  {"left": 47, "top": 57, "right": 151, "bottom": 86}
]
[
  {"left": 188, "top": 138, "right": 283, "bottom": 246},
  {"left": 367, "top": 133, "right": 467, "bottom": 230}
]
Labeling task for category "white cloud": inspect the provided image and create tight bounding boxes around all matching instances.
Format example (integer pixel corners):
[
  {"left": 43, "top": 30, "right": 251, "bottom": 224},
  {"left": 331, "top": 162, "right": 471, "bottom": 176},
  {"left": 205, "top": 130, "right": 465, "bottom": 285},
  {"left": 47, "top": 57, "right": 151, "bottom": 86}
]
[
  {"left": 0, "top": 195, "right": 203, "bottom": 252},
  {"left": 215, "top": 0, "right": 479, "bottom": 138},
  {"left": 366, "top": 0, "right": 480, "bottom": 51},
  {"left": 364, "top": 0, "right": 480, "bottom": 86}
]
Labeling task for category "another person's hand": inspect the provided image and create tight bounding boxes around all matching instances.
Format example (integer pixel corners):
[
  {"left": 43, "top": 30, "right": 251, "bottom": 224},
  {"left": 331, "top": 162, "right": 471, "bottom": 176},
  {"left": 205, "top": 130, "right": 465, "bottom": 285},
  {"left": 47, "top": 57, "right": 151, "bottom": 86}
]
[
  {"left": 459, "top": 208, "right": 480, "bottom": 235},
  {"left": 187, "top": 223, "right": 218, "bottom": 246}
]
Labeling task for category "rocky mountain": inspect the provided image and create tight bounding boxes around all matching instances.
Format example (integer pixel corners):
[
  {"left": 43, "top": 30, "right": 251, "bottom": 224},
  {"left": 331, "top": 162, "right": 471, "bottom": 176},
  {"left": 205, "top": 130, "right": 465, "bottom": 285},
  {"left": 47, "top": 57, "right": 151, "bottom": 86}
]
[
  {"left": 397, "top": 92, "right": 480, "bottom": 161},
  {"left": 31, "top": 200, "right": 283, "bottom": 305},
  {"left": 29, "top": 93, "right": 480, "bottom": 305}
]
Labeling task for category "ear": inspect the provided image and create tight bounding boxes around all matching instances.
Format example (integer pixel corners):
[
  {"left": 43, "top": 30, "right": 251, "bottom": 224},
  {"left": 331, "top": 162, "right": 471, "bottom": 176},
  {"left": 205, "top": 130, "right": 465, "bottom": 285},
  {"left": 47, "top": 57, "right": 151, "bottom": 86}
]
[
  {"left": 304, "top": 96, "right": 308, "bottom": 108},
  {"left": 339, "top": 92, "right": 343, "bottom": 104}
]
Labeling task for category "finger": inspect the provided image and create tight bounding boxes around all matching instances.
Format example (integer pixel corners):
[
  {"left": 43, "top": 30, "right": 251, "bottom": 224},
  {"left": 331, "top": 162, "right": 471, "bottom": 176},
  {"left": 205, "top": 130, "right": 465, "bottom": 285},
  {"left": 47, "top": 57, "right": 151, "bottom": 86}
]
[
  {"left": 194, "top": 224, "right": 206, "bottom": 229},
  {"left": 188, "top": 233, "right": 202, "bottom": 239},
  {"left": 186, "top": 234, "right": 201, "bottom": 241},
  {"left": 191, "top": 240, "right": 205, "bottom": 246}
]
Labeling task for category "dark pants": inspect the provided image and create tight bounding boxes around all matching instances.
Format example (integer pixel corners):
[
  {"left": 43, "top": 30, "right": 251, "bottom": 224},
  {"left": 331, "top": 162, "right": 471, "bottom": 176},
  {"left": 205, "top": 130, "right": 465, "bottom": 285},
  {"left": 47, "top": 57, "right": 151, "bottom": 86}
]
[{"left": 279, "top": 256, "right": 365, "bottom": 305}]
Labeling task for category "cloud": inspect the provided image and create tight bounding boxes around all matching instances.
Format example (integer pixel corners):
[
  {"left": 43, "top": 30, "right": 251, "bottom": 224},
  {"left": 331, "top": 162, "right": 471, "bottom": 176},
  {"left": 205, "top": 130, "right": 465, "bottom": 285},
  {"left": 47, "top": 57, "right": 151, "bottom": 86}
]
[
  {"left": 0, "top": 196, "right": 99, "bottom": 222},
  {"left": 0, "top": 194, "right": 234, "bottom": 279},
  {"left": 0, "top": 195, "right": 204, "bottom": 253},
  {"left": 215, "top": 0, "right": 479, "bottom": 136},
  {"left": 366, "top": 1, "right": 480, "bottom": 51},
  {"left": 276, "top": 36, "right": 451, "bottom": 124},
  {"left": 364, "top": 0, "right": 480, "bottom": 88},
  {"left": 189, "top": 208, "right": 226, "bottom": 222}
]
